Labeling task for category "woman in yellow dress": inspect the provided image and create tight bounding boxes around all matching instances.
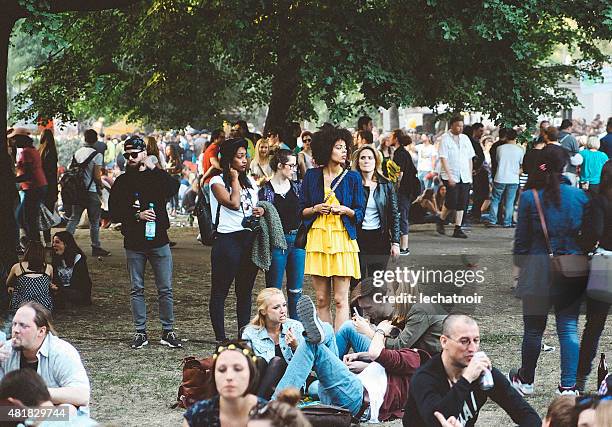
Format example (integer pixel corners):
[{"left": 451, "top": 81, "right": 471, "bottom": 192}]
[{"left": 299, "top": 128, "right": 365, "bottom": 330}]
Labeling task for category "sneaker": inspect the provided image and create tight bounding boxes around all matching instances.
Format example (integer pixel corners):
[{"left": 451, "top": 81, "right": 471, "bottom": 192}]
[
  {"left": 452, "top": 227, "right": 468, "bottom": 239},
  {"left": 556, "top": 385, "right": 579, "bottom": 396},
  {"left": 160, "top": 330, "right": 183, "bottom": 348},
  {"left": 436, "top": 220, "right": 446, "bottom": 235},
  {"left": 575, "top": 376, "right": 587, "bottom": 394},
  {"left": 484, "top": 221, "right": 499, "bottom": 228},
  {"left": 542, "top": 343, "right": 555, "bottom": 352},
  {"left": 131, "top": 332, "right": 149, "bottom": 349},
  {"left": 92, "top": 247, "right": 111, "bottom": 257},
  {"left": 508, "top": 368, "right": 534, "bottom": 396},
  {"left": 296, "top": 296, "right": 325, "bottom": 344},
  {"left": 400, "top": 248, "right": 410, "bottom": 256}
]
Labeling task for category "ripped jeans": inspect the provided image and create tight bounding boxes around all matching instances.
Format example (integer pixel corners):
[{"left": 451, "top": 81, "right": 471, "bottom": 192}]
[{"left": 265, "top": 231, "right": 305, "bottom": 320}]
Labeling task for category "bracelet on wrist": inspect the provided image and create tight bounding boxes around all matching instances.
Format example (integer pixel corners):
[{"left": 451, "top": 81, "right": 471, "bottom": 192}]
[
  {"left": 134, "top": 212, "right": 141, "bottom": 221},
  {"left": 375, "top": 328, "right": 386, "bottom": 336}
]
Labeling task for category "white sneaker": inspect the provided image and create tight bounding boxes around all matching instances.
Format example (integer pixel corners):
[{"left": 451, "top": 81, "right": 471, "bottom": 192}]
[
  {"left": 508, "top": 368, "right": 534, "bottom": 396},
  {"left": 556, "top": 385, "right": 579, "bottom": 396}
]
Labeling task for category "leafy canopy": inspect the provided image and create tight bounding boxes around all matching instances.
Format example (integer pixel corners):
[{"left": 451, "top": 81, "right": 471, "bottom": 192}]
[{"left": 11, "top": 0, "right": 612, "bottom": 129}]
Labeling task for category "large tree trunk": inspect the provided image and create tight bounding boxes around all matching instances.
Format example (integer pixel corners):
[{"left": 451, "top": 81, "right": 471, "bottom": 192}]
[
  {"left": 263, "top": 56, "right": 301, "bottom": 136},
  {"left": 0, "top": 14, "right": 18, "bottom": 310},
  {"left": 0, "top": 0, "right": 140, "bottom": 280}
]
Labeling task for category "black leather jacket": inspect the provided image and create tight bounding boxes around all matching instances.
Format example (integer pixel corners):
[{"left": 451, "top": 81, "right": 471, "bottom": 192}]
[{"left": 360, "top": 173, "right": 400, "bottom": 244}]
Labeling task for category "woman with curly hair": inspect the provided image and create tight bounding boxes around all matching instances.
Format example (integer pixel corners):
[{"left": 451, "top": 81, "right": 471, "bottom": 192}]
[{"left": 299, "top": 127, "right": 364, "bottom": 330}]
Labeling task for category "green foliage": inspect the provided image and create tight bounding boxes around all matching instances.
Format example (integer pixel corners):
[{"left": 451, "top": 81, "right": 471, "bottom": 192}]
[{"left": 10, "top": 0, "right": 612, "bottom": 129}]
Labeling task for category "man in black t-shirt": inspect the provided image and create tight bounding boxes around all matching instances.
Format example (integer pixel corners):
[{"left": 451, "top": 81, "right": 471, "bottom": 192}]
[{"left": 404, "top": 315, "right": 540, "bottom": 427}]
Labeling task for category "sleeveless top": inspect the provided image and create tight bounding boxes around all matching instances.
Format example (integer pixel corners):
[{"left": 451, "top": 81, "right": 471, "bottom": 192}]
[
  {"left": 301, "top": 151, "right": 314, "bottom": 170},
  {"left": 11, "top": 263, "right": 53, "bottom": 311}
]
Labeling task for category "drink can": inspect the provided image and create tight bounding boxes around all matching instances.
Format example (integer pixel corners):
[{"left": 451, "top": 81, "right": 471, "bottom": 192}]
[{"left": 475, "top": 351, "right": 494, "bottom": 390}]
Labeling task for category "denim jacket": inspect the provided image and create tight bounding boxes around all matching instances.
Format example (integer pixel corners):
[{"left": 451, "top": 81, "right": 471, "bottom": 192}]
[
  {"left": 241, "top": 319, "right": 305, "bottom": 363},
  {"left": 299, "top": 167, "right": 365, "bottom": 239},
  {"left": 513, "top": 180, "right": 590, "bottom": 296}
]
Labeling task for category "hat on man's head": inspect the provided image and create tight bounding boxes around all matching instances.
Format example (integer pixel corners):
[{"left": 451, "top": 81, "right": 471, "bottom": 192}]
[
  {"left": 219, "top": 138, "right": 248, "bottom": 165},
  {"left": 351, "top": 277, "right": 382, "bottom": 303},
  {"left": 6, "top": 127, "right": 31, "bottom": 139},
  {"left": 124, "top": 135, "right": 146, "bottom": 152}
]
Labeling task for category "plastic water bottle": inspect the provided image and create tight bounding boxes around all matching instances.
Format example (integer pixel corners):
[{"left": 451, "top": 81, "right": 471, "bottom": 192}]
[{"left": 145, "top": 203, "right": 156, "bottom": 240}]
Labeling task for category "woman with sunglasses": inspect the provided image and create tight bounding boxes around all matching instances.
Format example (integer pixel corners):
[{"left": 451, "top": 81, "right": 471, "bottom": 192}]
[
  {"left": 297, "top": 131, "right": 314, "bottom": 179},
  {"left": 258, "top": 150, "right": 305, "bottom": 319},
  {"left": 182, "top": 340, "right": 265, "bottom": 427}
]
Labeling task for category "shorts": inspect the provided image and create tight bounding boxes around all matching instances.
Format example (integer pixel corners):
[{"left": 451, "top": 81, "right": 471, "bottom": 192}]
[{"left": 442, "top": 179, "right": 470, "bottom": 211}]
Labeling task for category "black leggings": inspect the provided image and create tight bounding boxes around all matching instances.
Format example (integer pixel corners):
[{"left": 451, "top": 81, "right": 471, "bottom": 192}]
[{"left": 257, "top": 356, "right": 288, "bottom": 400}]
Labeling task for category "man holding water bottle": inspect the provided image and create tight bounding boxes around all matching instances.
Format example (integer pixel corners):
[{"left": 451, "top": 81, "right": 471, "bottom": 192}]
[
  {"left": 109, "top": 135, "right": 182, "bottom": 350},
  {"left": 403, "top": 315, "right": 540, "bottom": 426}
]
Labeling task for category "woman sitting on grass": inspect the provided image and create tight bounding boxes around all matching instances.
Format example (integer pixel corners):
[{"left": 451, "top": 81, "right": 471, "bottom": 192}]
[
  {"left": 6, "top": 240, "right": 55, "bottom": 311},
  {"left": 242, "top": 288, "right": 304, "bottom": 400},
  {"left": 51, "top": 231, "right": 92, "bottom": 308},
  {"left": 183, "top": 340, "right": 265, "bottom": 427}
]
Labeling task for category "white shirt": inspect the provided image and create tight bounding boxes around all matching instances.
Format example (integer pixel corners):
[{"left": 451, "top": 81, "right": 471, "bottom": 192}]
[
  {"left": 362, "top": 188, "right": 381, "bottom": 230},
  {"left": 438, "top": 132, "right": 475, "bottom": 183},
  {"left": 494, "top": 143, "right": 524, "bottom": 184},
  {"left": 209, "top": 174, "right": 259, "bottom": 233},
  {"left": 74, "top": 146, "right": 103, "bottom": 192},
  {"left": 416, "top": 144, "right": 436, "bottom": 172}
]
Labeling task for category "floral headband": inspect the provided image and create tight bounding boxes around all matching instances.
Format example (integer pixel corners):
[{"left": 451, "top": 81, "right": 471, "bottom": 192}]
[{"left": 213, "top": 343, "right": 257, "bottom": 363}]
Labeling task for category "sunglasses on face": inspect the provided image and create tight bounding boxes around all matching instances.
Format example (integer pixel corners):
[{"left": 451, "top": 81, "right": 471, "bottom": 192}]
[{"left": 123, "top": 151, "right": 144, "bottom": 159}]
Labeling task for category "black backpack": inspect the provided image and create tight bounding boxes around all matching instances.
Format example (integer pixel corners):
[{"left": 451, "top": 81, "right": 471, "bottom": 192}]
[{"left": 60, "top": 150, "right": 98, "bottom": 210}]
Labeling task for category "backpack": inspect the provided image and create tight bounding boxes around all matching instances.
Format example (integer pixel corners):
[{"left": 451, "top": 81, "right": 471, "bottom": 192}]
[
  {"left": 172, "top": 356, "right": 216, "bottom": 409},
  {"left": 59, "top": 150, "right": 98, "bottom": 209},
  {"left": 194, "top": 183, "right": 220, "bottom": 246}
]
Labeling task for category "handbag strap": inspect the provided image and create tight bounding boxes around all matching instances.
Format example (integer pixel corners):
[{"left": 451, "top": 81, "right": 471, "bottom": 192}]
[
  {"left": 323, "top": 168, "right": 349, "bottom": 203},
  {"left": 532, "top": 189, "right": 554, "bottom": 257}
]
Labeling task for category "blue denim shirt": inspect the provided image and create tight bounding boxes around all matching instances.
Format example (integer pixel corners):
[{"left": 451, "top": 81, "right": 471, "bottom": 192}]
[
  {"left": 514, "top": 182, "right": 590, "bottom": 257},
  {"left": 241, "top": 319, "right": 305, "bottom": 363},
  {"left": 513, "top": 181, "right": 590, "bottom": 297},
  {"left": 299, "top": 167, "right": 365, "bottom": 239}
]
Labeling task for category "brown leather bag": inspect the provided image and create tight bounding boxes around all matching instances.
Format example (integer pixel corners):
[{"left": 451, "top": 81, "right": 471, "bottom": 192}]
[
  {"left": 173, "top": 356, "right": 216, "bottom": 409},
  {"left": 532, "top": 189, "right": 589, "bottom": 279}
]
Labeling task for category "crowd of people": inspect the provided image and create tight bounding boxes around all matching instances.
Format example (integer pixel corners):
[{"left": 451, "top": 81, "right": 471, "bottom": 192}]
[{"left": 0, "top": 112, "right": 611, "bottom": 426}]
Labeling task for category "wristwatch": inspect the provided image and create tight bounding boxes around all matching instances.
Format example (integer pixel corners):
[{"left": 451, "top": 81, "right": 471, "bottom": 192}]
[{"left": 134, "top": 212, "right": 141, "bottom": 221}]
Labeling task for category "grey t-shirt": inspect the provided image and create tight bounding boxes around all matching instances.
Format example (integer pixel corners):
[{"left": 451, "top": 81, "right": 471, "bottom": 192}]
[
  {"left": 559, "top": 131, "right": 580, "bottom": 174},
  {"left": 495, "top": 143, "right": 524, "bottom": 184},
  {"left": 73, "top": 146, "right": 103, "bottom": 192}
]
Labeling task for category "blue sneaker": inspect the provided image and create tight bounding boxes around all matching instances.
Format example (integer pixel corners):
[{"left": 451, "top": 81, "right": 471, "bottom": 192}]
[{"left": 297, "top": 296, "right": 325, "bottom": 344}]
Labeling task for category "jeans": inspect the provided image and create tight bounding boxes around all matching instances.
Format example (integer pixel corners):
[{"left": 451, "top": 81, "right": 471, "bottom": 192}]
[
  {"left": 273, "top": 322, "right": 364, "bottom": 416},
  {"left": 520, "top": 297, "right": 581, "bottom": 387},
  {"left": 398, "top": 192, "right": 411, "bottom": 235},
  {"left": 335, "top": 320, "right": 372, "bottom": 359},
  {"left": 66, "top": 192, "right": 102, "bottom": 248},
  {"left": 357, "top": 228, "right": 390, "bottom": 280},
  {"left": 418, "top": 171, "right": 433, "bottom": 191},
  {"left": 125, "top": 244, "right": 174, "bottom": 331},
  {"left": 17, "top": 186, "right": 46, "bottom": 242},
  {"left": 577, "top": 297, "right": 611, "bottom": 379},
  {"left": 210, "top": 231, "right": 258, "bottom": 341},
  {"left": 265, "top": 232, "right": 305, "bottom": 320},
  {"left": 488, "top": 182, "right": 518, "bottom": 226}
]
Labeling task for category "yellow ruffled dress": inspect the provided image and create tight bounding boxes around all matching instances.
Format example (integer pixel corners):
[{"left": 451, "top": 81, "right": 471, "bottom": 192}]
[{"left": 304, "top": 188, "right": 361, "bottom": 279}]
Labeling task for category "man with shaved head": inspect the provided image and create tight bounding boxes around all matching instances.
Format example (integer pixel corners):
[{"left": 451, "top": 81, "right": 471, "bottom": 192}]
[{"left": 403, "top": 315, "right": 540, "bottom": 426}]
